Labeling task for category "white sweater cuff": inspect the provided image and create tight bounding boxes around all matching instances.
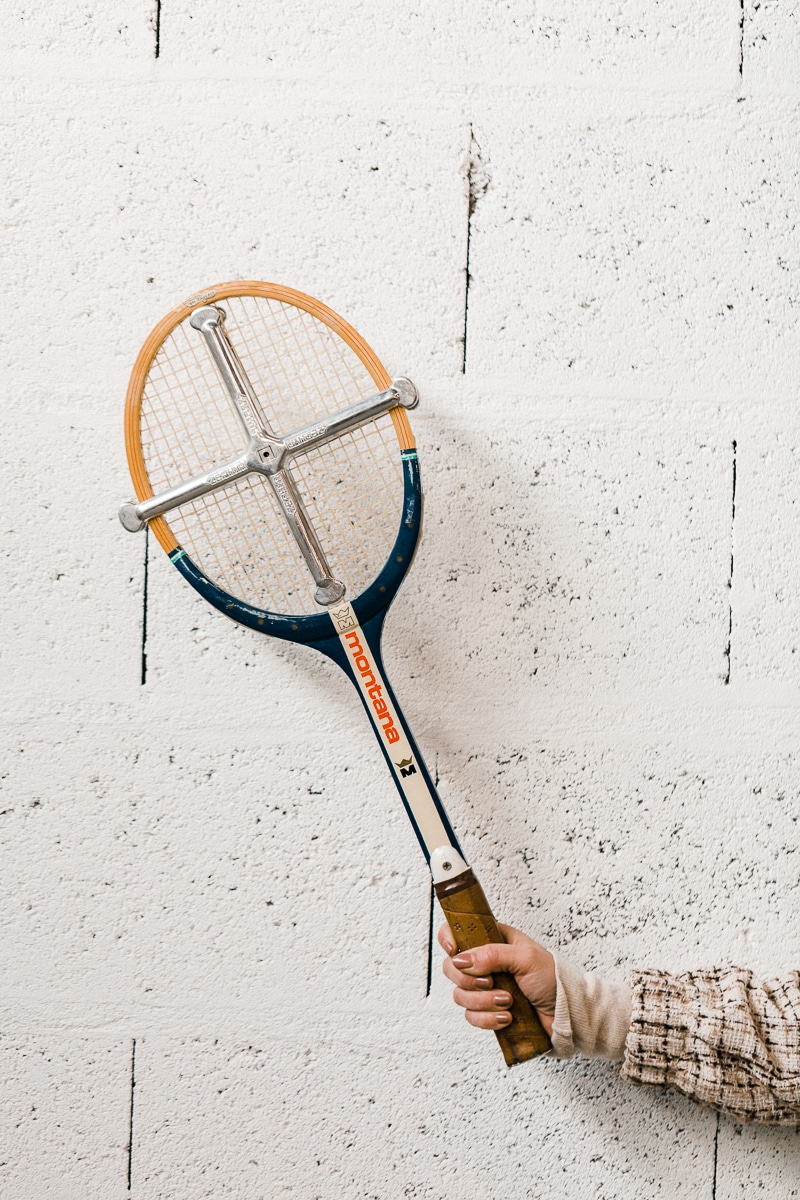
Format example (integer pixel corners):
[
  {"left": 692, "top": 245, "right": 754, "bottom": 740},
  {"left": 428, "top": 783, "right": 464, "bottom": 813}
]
[{"left": 550, "top": 956, "right": 632, "bottom": 1061}]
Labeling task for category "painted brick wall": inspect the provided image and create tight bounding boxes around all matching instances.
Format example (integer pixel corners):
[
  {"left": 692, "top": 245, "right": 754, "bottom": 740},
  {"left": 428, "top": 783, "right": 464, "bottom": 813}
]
[{"left": 3, "top": 3, "right": 800, "bottom": 1196}]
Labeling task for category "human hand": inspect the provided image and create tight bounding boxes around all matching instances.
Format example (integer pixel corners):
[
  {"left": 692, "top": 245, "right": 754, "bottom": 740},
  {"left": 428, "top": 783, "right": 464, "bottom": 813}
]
[{"left": 438, "top": 921, "right": 556, "bottom": 1036}]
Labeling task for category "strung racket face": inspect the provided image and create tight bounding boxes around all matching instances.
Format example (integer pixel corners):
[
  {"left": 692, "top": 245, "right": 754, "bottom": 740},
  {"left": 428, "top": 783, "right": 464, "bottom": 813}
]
[{"left": 124, "top": 282, "right": 416, "bottom": 617}]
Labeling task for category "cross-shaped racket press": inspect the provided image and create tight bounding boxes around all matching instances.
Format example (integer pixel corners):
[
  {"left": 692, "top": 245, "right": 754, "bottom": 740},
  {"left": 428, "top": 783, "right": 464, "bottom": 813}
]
[{"left": 119, "top": 304, "right": 419, "bottom": 606}]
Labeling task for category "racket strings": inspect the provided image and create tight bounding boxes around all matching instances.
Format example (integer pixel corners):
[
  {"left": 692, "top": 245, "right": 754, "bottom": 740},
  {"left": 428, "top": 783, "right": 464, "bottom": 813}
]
[
  {"left": 294, "top": 433, "right": 386, "bottom": 589},
  {"left": 138, "top": 296, "right": 403, "bottom": 616},
  {"left": 141, "top": 320, "right": 243, "bottom": 491}
]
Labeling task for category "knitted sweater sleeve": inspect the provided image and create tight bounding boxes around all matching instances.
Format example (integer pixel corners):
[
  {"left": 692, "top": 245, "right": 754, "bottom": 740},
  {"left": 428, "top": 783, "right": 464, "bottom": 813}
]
[{"left": 619, "top": 967, "right": 800, "bottom": 1125}]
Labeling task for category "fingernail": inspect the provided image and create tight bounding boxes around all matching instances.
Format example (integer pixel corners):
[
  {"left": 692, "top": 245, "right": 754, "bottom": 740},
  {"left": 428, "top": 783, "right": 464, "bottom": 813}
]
[
  {"left": 474, "top": 977, "right": 493, "bottom": 991},
  {"left": 444, "top": 943, "right": 456, "bottom": 956},
  {"left": 493, "top": 992, "right": 512, "bottom": 1008},
  {"left": 452, "top": 954, "right": 473, "bottom": 968},
  {"left": 495, "top": 1012, "right": 512, "bottom": 1026}
]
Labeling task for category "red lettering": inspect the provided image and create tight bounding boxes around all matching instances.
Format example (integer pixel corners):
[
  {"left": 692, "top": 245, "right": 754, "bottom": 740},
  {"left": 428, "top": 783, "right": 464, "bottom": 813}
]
[
  {"left": 345, "top": 631, "right": 363, "bottom": 655},
  {"left": 343, "top": 629, "right": 399, "bottom": 746}
]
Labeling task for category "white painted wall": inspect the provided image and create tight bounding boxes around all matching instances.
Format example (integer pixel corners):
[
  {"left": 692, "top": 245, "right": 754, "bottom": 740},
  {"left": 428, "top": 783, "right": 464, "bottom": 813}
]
[{"left": 3, "top": 3, "right": 800, "bottom": 1196}]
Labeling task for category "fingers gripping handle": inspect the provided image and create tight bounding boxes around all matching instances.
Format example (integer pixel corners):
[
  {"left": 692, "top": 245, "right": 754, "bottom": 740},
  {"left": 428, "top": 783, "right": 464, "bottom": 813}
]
[{"left": 435, "top": 870, "right": 552, "bottom": 1066}]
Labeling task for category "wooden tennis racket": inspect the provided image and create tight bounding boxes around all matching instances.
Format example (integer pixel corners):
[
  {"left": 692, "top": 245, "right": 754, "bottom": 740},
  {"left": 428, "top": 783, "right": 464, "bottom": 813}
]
[{"left": 119, "top": 281, "right": 551, "bottom": 1066}]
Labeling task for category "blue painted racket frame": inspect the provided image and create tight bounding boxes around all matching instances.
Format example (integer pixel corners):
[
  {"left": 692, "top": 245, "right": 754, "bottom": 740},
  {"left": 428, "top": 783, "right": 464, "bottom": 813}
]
[{"left": 168, "top": 450, "right": 462, "bottom": 866}]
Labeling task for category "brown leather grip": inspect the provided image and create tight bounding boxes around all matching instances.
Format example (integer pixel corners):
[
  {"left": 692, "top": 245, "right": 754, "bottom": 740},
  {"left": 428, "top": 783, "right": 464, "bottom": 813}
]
[{"left": 435, "top": 869, "right": 551, "bottom": 1067}]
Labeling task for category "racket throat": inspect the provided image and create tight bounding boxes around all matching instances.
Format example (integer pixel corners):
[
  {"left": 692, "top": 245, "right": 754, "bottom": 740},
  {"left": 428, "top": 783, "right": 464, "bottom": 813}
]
[{"left": 429, "top": 845, "right": 470, "bottom": 885}]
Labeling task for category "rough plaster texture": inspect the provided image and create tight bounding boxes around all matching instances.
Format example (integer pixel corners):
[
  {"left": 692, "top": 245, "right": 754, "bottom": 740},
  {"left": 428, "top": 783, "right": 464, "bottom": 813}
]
[{"left": 2, "top": 2, "right": 800, "bottom": 1197}]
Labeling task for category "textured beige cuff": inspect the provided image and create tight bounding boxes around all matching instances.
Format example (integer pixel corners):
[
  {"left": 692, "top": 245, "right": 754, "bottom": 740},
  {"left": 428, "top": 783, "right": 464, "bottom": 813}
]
[{"left": 550, "top": 957, "right": 632, "bottom": 1061}]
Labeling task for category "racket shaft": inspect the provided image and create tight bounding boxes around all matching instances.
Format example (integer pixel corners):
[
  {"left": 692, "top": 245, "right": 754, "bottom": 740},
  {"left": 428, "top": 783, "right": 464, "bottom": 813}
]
[
  {"left": 329, "top": 603, "right": 551, "bottom": 1064},
  {"left": 329, "top": 601, "right": 460, "bottom": 857}
]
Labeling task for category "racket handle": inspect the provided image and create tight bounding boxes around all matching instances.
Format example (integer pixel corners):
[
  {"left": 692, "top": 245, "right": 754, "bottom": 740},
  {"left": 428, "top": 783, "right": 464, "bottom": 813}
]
[{"left": 434, "top": 869, "right": 552, "bottom": 1066}]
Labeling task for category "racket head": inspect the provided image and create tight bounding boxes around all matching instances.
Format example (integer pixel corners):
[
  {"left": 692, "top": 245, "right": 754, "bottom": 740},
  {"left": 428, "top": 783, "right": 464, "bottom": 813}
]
[{"left": 123, "top": 282, "right": 421, "bottom": 640}]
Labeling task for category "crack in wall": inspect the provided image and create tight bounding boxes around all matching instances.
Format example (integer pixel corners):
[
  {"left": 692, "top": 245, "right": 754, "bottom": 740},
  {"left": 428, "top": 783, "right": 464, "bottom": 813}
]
[
  {"left": 738, "top": 0, "right": 744, "bottom": 80},
  {"left": 461, "top": 127, "right": 489, "bottom": 375},
  {"left": 154, "top": 0, "right": 162, "bottom": 59},
  {"left": 127, "top": 1038, "right": 137, "bottom": 1191},
  {"left": 141, "top": 528, "right": 150, "bottom": 686},
  {"left": 711, "top": 1111, "right": 721, "bottom": 1197},
  {"left": 724, "top": 441, "right": 737, "bottom": 685},
  {"left": 425, "top": 882, "right": 435, "bottom": 996},
  {"left": 425, "top": 754, "right": 440, "bottom": 996}
]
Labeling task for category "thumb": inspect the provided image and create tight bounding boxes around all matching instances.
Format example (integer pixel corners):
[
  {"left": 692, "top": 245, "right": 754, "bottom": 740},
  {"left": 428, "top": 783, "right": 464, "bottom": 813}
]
[{"left": 451, "top": 940, "right": 533, "bottom": 978}]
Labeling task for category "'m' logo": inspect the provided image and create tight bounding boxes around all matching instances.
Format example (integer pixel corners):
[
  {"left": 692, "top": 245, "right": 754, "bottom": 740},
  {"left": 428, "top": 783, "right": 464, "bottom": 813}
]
[
  {"left": 332, "top": 605, "right": 356, "bottom": 632},
  {"left": 396, "top": 757, "right": 417, "bottom": 777}
]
